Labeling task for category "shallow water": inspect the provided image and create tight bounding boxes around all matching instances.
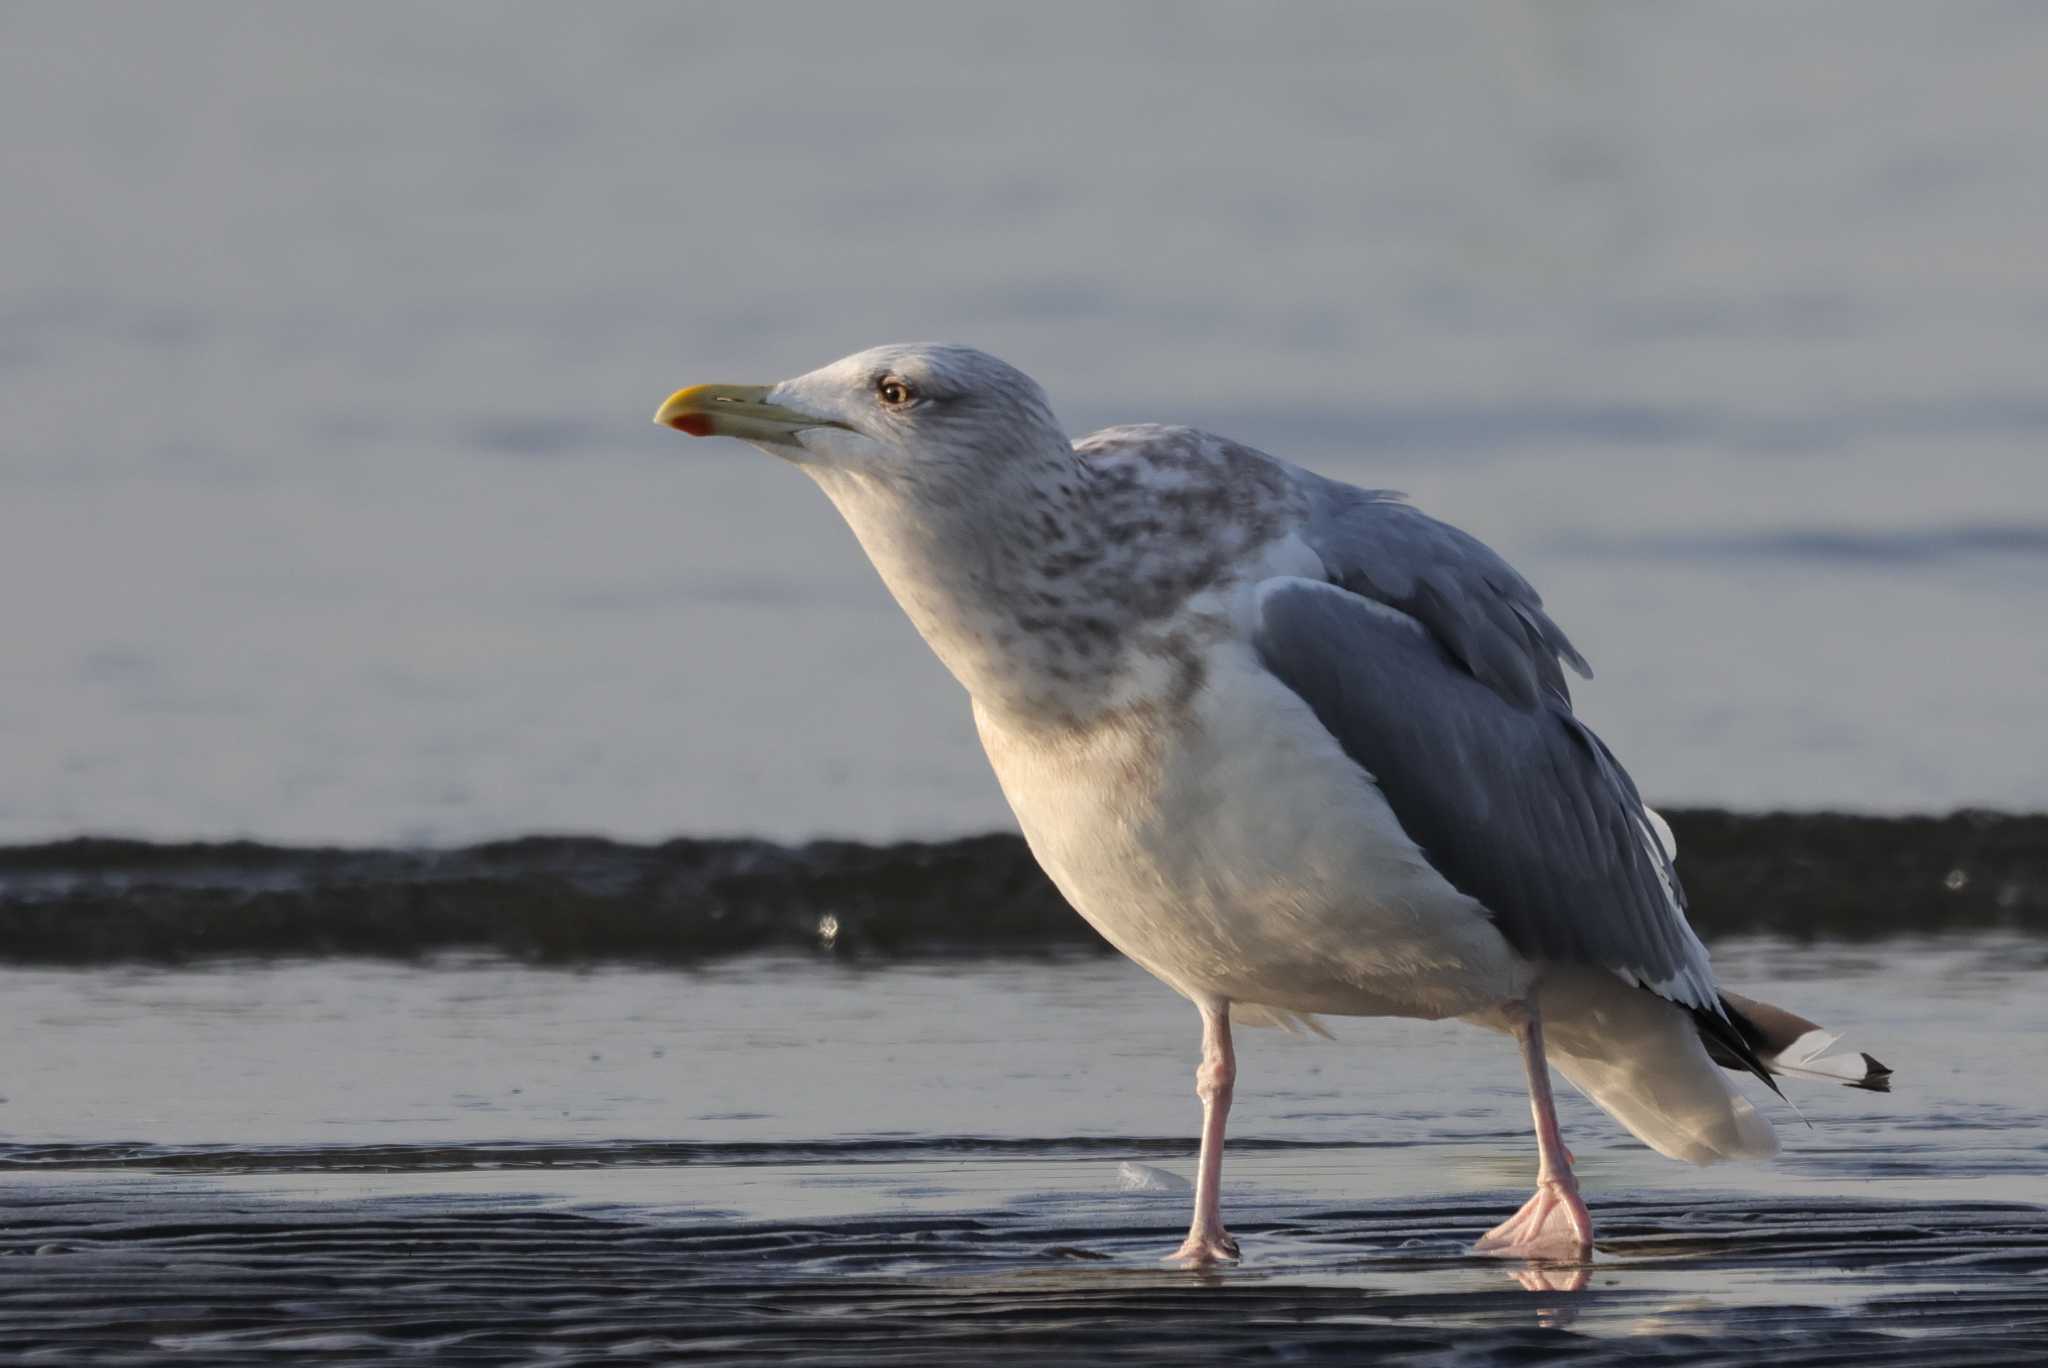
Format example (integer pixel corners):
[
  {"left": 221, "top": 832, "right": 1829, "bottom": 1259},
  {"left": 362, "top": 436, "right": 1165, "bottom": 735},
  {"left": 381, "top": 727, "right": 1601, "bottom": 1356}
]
[{"left": 5, "top": 940, "right": 2044, "bottom": 1362}]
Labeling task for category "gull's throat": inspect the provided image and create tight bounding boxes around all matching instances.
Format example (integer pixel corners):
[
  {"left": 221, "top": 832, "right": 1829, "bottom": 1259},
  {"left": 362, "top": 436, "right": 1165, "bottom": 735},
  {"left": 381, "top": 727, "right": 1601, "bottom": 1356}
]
[{"left": 806, "top": 458, "right": 1129, "bottom": 726}]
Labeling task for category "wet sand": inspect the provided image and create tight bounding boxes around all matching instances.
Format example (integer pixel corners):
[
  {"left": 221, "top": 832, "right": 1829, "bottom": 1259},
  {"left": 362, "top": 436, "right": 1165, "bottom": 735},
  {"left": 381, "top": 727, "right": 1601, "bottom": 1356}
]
[
  {"left": 4, "top": 940, "right": 2044, "bottom": 1362},
  {"left": 7, "top": 1179, "right": 2044, "bottom": 1365}
]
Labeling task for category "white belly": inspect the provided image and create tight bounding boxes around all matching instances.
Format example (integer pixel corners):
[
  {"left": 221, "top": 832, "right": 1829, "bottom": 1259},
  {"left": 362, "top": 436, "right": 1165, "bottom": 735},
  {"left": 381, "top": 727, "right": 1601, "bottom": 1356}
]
[{"left": 974, "top": 641, "right": 1528, "bottom": 1021}]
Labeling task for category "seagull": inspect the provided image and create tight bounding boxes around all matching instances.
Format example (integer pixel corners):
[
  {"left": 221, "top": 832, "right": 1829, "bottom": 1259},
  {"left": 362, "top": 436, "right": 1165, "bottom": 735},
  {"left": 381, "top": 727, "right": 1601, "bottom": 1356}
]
[{"left": 654, "top": 344, "right": 1889, "bottom": 1266}]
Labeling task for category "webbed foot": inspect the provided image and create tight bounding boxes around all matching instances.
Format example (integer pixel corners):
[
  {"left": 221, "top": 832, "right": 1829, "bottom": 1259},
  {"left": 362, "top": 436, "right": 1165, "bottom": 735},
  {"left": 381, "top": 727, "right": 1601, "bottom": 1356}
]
[{"left": 1473, "top": 1179, "right": 1593, "bottom": 1261}]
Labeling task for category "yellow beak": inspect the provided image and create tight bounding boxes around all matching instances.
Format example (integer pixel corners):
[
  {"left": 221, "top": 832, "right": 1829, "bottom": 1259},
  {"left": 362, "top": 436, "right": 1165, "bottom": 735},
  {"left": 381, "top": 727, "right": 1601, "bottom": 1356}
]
[{"left": 652, "top": 383, "right": 844, "bottom": 441}]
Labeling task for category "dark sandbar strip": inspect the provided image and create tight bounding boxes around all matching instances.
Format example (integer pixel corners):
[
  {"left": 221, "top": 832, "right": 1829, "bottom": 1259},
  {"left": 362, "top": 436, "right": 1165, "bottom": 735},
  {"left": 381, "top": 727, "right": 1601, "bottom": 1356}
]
[{"left": 0, "top": 810, "right": 2042, "bottom": 963}]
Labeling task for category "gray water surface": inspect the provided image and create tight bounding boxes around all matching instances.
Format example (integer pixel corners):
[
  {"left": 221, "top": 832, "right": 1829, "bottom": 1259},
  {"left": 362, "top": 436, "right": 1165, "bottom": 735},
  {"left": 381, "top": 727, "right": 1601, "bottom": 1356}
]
[{"left": 6, "top": 2, "right": 2048, "bottom": 845}]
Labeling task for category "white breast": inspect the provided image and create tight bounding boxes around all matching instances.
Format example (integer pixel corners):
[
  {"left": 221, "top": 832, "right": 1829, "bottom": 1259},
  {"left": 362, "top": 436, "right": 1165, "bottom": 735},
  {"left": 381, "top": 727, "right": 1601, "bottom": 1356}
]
[{"left": 974, "top": 633, "right": 1528, "bottom": 1023}]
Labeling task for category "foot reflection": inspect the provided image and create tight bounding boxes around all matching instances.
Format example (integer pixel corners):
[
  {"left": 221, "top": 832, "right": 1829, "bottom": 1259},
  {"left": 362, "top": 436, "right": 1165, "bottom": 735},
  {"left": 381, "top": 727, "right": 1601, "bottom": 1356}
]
[
  {"left": 1507, "top": 1261, "right": 1589, "bottom": 1295},
  {"left": 1508, "top": 1260, "right": 1589, "bottom": 1328}
]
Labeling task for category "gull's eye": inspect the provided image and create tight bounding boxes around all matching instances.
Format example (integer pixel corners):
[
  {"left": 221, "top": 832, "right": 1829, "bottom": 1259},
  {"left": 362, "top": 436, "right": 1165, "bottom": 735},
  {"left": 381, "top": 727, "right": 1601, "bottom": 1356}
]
[{"left": 876, "top": 376, "right": 916, "bottom": 407}]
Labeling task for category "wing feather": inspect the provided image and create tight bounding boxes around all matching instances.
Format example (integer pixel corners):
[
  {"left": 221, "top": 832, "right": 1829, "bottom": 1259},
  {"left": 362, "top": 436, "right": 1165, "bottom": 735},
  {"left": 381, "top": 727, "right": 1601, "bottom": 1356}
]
[
  {"left": 1291, "top": 471, "right": 1589, "bottom": 709},
  {"left": 1250, "top": 576, "right": 1719, "bottom": 1013}
]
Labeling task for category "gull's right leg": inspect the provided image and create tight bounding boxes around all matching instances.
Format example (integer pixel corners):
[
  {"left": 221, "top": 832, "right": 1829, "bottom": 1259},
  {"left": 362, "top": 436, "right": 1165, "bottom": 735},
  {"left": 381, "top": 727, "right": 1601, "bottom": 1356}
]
[
  {"left": 1474, "top": 999, "right": 1594, "bottom": 1261},
  {"left": 1167, "top": 1000, "right": 1239, "bottom": 1266}
]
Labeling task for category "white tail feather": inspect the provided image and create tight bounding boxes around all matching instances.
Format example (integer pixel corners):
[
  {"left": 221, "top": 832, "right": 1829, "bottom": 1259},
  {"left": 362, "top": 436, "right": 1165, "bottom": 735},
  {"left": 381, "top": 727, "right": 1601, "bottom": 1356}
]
[
  {"left": 1720, "top": 991, "right": 1893, "bottom": 1092},
  {"left": 1525, "top": 969, "right": 1779, "bottom": 1166},
  {"left": 1763, "top": 1027, "right": 1887, "bottom": 1087}
]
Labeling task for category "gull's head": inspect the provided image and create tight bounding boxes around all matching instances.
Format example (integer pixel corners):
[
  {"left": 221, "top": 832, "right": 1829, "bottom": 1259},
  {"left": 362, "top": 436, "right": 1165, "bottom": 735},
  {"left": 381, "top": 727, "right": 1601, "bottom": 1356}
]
[{"left": 653, "top": 343, "right": 1067, "bottom": 481}]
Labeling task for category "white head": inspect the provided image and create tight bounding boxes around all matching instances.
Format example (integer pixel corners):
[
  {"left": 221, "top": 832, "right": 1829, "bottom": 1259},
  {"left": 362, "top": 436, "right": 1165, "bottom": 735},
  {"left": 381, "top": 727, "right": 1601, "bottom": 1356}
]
[
  {"left": 651, "top": 343, "right": 1269, "bottom": 724},
  {"left": 655, "top": 344, "right": 1100, "bottom": 716},
  {"left": 654, "top": 343, "right": 1070, "bottom": 492}
]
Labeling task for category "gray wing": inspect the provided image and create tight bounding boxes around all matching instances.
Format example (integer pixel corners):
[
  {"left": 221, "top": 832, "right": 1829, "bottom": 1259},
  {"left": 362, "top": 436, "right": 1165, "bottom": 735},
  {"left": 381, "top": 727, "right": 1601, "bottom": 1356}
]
[
  {"left": 1291, "top": 469, "right": 1590, "bottom": 710},
  {"left": 1250, "top": 576, "right": 1719, "bottom": 1013}
]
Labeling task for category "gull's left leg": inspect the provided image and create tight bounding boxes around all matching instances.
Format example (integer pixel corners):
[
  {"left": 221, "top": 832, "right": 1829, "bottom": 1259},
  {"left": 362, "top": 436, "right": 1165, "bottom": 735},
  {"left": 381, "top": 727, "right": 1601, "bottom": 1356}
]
[
  {"left": 1474, "top": 999, "right": 1594, "bottom": 1261},
  {"left": 1168, "top": 1000, "right": 1239, "bottom": 1266}
]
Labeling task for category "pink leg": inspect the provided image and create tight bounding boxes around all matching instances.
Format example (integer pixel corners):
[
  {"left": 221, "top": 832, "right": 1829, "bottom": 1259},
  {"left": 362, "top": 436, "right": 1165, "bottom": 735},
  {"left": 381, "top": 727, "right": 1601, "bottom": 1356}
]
[
  {"left": 1474, "top": 1001, "right": 1594, "bottom": 1261},
  {"left": 1167, "top": 1001, "right": 1240, "bottom": 1266}
]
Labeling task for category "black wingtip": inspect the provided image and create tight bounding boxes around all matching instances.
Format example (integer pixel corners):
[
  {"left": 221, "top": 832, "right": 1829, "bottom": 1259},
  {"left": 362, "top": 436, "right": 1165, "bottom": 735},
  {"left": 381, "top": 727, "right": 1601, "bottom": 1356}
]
[
  {"left": 1847, "top": 1053, "right": 1893, "bottom": 1093},
  {"left": 1692, "top": 995, "right": 1784, "bottom": 1098}
]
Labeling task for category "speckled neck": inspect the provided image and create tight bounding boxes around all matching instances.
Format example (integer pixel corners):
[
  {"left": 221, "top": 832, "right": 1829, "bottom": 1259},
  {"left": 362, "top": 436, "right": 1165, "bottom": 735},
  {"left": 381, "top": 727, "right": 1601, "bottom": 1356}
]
[
  {"left": 806, "top": 426, "right": 1301, "bottom": 731},
  {"left": 808, "top": 444, "right": 1116, "bottom": 726}
]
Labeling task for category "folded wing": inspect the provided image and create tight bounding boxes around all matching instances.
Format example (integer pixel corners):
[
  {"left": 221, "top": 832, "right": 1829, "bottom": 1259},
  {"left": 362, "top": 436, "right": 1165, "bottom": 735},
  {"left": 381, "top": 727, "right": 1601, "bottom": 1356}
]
[
  {"left": 1292, "top": 471, "right": 1590, "bottom": 710},
  {"left": 1249, "top": 576, "right": 1722, "bottom": 1021}
]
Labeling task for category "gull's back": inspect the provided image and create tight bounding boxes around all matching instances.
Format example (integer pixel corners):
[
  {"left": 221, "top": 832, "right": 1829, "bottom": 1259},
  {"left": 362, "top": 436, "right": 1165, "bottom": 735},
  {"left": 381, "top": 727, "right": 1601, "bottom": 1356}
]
[{"left": 974, "top": 423, "right": 1536, "bottom": 1024}]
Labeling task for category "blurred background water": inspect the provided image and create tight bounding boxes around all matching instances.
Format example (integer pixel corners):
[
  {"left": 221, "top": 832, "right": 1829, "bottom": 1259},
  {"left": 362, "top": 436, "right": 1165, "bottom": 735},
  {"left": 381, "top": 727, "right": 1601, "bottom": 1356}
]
[{"left": 4, "top": 1, "right": 2046, "bottom": 846}]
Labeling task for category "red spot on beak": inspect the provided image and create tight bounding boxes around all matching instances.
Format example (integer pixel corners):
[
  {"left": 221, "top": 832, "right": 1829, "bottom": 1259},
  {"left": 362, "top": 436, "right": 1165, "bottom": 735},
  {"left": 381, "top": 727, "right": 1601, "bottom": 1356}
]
[{"left": 666, "top": 412, "right": 716, "bottom": 437}]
